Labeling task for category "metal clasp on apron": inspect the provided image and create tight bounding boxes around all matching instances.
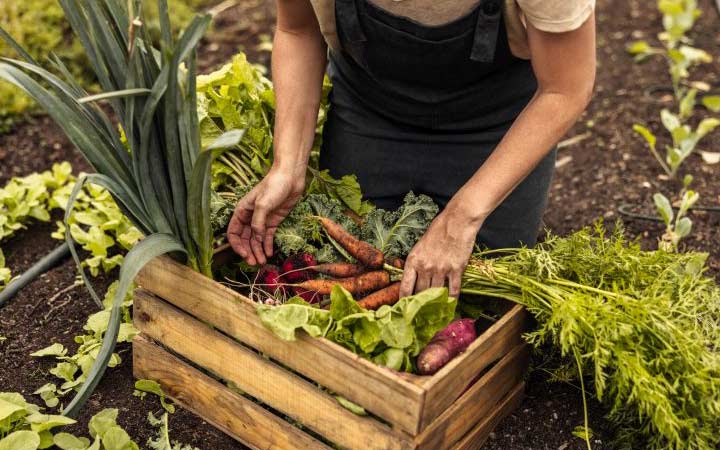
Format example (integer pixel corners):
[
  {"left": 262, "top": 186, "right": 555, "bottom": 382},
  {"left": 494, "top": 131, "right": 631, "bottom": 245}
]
[{"left": 470, "top": 0, "right": 503, "bottom": 63}]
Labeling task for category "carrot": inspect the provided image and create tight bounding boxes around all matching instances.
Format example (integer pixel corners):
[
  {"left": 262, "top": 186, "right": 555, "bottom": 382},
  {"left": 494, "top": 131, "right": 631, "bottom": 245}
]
[
  {"left": 296, "top": 271, "right": 390, "bottom": 295},
  {"left": 389, "top": 258, "right": 404, "bottom": 269},
  {"left": 318, "top": 217, "right": 384, "bottom": 268},
  {"left": 357, "top": 282, "right": 401, "bottom": 310},
  {"left": 311, "top": 262, "right": 367, "bottom": 278}
]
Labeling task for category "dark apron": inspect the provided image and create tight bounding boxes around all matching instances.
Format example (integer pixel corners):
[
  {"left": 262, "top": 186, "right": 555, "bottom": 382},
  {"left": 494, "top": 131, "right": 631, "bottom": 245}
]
[{"left": 319, "top": 0, "right": 556, "bottom": 248}]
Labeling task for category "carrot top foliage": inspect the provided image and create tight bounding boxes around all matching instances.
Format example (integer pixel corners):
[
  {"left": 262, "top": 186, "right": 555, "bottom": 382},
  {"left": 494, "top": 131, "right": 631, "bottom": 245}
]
[{"left": 459, "top": 223, "right": 720, "bottom": 450}]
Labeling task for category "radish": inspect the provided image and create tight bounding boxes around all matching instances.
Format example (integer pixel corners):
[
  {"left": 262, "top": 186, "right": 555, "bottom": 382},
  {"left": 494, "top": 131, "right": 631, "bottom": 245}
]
[
  {"left": 257, "top": 264, "right": 285, "bottom": 297},
  {"left": 416, "top": 319, "right": 478, "bottom": 375},
  {"left": 281, "top": 253, "right": 317, "bottom": 283}
]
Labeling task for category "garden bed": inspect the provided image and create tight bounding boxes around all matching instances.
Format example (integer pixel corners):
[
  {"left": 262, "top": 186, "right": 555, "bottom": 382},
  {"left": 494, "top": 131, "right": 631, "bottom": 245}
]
[
  {"left": 1, "top": 0, "right": 718, "bottom": 449},
  {"left": 132, "top": 255, "right": 530, "bottom": 450}
]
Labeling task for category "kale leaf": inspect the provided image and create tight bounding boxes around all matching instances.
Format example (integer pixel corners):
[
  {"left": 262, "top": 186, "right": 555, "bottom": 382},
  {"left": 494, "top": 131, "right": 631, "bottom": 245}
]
[{"left": 360, "top": 192, "right": 439, "bottom": 259}]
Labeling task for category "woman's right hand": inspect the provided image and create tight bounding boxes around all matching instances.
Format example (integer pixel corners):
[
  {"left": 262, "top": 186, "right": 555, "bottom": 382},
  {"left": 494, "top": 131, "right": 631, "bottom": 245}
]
[{"left": 227, "top": 168, "right": 305, "bottom": 265}]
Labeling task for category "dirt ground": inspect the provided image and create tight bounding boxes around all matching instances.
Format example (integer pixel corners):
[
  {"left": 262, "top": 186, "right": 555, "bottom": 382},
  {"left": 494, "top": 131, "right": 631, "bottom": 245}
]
[{"left": 1, "top": 0, "right": 719, "bottom": 449}]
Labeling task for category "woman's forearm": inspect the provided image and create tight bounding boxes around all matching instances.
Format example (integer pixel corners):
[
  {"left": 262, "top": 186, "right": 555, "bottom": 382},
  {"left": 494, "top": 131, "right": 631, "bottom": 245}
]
[
  {"left": 449, "top": 89, "right": 592, "bottom": 225},
  {"left": 448, "top": 16, "right": 596, "bottom": 226},
  {"left": 271, "top": 8, "right": 327, "bottom": 179}
]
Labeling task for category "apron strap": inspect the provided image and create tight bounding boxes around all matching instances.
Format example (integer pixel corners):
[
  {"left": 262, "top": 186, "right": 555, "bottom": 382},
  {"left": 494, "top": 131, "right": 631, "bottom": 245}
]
[
  {"left": 470, "top": 0, "right": 503, "bottom": 63},
  {"left": 335, "top": 0, "right": 368, "bottom": 66}
]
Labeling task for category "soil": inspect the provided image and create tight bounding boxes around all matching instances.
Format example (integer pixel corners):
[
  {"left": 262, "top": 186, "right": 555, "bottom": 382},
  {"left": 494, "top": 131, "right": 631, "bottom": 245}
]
[{"left": 0, "top": 0, "right": 718, "bottom": 449}]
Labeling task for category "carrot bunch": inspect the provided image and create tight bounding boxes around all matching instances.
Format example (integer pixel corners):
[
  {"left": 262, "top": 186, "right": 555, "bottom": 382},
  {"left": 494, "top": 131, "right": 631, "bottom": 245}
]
[{"left": 256, "top": 217, "right": 404, "bottom": 309}]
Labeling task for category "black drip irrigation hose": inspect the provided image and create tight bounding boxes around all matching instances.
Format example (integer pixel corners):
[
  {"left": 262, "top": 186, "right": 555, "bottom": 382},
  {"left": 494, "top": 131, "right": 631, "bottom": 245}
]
[
  {"left": 0, "top": 242, "right": 71, "bottom": 309},
  {"left": 618, "top": 203, "right": 720, "bottom": 222}
]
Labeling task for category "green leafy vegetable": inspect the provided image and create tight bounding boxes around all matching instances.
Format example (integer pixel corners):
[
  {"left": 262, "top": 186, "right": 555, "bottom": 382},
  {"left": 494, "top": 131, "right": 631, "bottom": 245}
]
[
  {"left": 306, "top": 169, "right": 374, "bottom": 217},
  {"left": 198, "top": 53, "right": 274, "bottom": 189},
  {"left": 360, "top": 192, "right": 438, "bottom": 259},
  {"left": 271, "top": 194, "right": 359, "bottom": 262},
  {"left": 258, "top": 285, "right": 456, "bottom": 372},
  {"left": 146, "top": 412, "right": 199, "bottom": 450},
  {"left": 133, "top": 380, "right": 175, "bottom": 414},
  {"left": 31, "top": 282, "right": 136, "bottom": 407}
]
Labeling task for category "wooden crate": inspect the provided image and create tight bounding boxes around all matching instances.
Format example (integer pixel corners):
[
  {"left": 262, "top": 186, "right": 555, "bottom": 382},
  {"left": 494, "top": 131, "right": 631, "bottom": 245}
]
[{"left": 133, "top": 256, "right": 530, "bottom": 450}]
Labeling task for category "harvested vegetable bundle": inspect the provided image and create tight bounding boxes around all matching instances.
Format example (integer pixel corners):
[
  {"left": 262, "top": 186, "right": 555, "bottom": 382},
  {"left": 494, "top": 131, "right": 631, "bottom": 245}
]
[{"left": 449, "top": 223, "right": 720, "bottom": 450}]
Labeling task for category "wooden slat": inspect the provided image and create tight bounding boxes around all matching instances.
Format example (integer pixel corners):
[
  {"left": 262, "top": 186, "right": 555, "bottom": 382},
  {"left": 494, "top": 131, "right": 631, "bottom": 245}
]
[
  {"left": 136, "top": 256, "right": 424, "bottom": 434},
  {"left": 133, "top": 335, "right": 330, "bottom": 450},
  {"left": 419, "top": 305, "right": 528, "bottom": 429},
  {"left": 134, "top": 290, "right": 414, "bottom": 450},
  {"left": 450, "top": 382, "right": 526, "bottom": 450},
  {"left": 415, "top": 345, "right": 529, "bottom": 450}
]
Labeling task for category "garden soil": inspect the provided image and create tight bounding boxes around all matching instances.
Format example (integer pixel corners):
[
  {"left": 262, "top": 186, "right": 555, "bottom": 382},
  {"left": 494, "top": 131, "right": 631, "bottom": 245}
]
[{"left": 1, "top": 0, "right": 718, "bottom": 449}]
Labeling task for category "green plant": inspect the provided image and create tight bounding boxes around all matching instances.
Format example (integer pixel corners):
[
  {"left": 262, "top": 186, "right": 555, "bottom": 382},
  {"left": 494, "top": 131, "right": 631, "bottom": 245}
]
[
  {"left": 0, "top": 250, "right": 12, "bottom": 291},
  {"left": 0, "top": 162, "right": 75, "bottom": 291},
  {"left": 633, "top": 107, "right": 720, "bottom": 178},
  {"left": 0, "top": 0, "right": 239, "bottom": 416},
  {"left": 451, "top": 223, "right": 720, "bottom": 450},
  {"left": 627, "top": 0, "right": 710, "bottom": 101},
  {"left": 133, "top": 380, "right": 175, "bottom": 414},
  {"left": 146, "top": 412, "right": 199, "bottom": 450},
  {"left": 198, "top": 53, "right": 275, "bottom": 189},
  {"left": 653, "top": 175, "right": 699, "bottom": 251},
  {"left": 31, "top": 281, "right": 137, "bottom": 408},
  {"left": 0, "top": 162, "right": 141, "bottom": 298},
  {"left": 198, "top": 53, "right": 357, "bottom": 215},
  {"left": 0, "top": 0, "right": 210, "bottom": 130},
  {"left": 0, "top": 392, "right": 136, "bottom": 450},
  {"left": 51, "top": 182, "right": 142, "bottom": 277}
]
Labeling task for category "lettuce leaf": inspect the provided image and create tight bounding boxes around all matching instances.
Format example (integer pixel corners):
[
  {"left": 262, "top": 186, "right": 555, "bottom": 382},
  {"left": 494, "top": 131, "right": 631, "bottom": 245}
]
[
  {"left": 257, "top": 285, "right": 456, "bottom": 372},
  {"left": 306, "top": 169, "right": 374, "bottom": 217}
]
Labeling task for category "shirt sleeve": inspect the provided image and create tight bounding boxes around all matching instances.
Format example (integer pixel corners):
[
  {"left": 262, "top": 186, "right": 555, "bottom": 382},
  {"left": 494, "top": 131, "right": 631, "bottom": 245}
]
[{"left": 516, "top": 0, "right": 595, "bottom": 33}]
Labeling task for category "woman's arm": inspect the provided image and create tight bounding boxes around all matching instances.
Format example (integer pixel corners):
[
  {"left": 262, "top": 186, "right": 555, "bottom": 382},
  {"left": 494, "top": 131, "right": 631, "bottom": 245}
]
[
  {"left": 400, "top": 14, "right": 596, "bottom": 298},
  {"left": 227, "top": 0, "right": 327, "bottom": 265},
  {"left": 448, "top": 14, "right": 596, "bottom": 225},
  {"left": 271, "top": 1, "right": 328, "bottom": 181}
]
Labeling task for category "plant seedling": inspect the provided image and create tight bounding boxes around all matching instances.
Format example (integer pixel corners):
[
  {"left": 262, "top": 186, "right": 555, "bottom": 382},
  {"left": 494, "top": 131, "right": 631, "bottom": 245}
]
[{"left": 653, "top": 175, "right": 699, "bottom": 250}]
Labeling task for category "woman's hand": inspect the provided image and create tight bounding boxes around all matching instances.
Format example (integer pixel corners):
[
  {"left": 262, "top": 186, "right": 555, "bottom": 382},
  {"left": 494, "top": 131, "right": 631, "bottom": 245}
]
[
  {"left": 399, "top": 200, "right": 483, "bottom": 299},
  {"left": 227, "top": 168, "right": 305, "bottom": 265}
]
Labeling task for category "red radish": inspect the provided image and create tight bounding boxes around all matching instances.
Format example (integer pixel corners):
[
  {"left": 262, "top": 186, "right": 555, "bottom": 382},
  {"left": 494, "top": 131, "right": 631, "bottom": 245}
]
[
  {"left": 281, "top": 253, "right": 318, "bottom": 283},
  {"left": 416, "top": 319, "right": 478, "bottom": 375},
  {"left": 257, "top": 264, "right": 285, "bottom": 296},
  {"left": 292, "top": 287, "right": 321, "bottom": 304}
]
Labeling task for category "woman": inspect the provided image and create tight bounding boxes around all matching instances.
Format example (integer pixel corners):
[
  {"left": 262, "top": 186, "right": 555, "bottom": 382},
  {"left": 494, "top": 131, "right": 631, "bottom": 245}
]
[{"left": 228, "top": 0, "right": 596, "bottom": 299}]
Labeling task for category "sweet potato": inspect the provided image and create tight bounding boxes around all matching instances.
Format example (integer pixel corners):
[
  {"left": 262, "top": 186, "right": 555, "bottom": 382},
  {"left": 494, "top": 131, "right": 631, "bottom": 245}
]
[{"left": 416, "top": 319, "right": 478, "bottom": 375}]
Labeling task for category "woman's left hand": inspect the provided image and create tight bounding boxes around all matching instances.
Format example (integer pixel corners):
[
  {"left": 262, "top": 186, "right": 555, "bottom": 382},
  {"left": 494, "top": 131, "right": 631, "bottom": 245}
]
[{"left": 399, "top": 201, "right": 483, "bottom": 299}]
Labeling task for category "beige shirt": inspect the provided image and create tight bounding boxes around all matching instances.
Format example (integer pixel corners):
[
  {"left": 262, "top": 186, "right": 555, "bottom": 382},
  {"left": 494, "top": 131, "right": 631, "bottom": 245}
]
[{"left": 309, "top": 0, "right": 595, "bottom": 59}]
